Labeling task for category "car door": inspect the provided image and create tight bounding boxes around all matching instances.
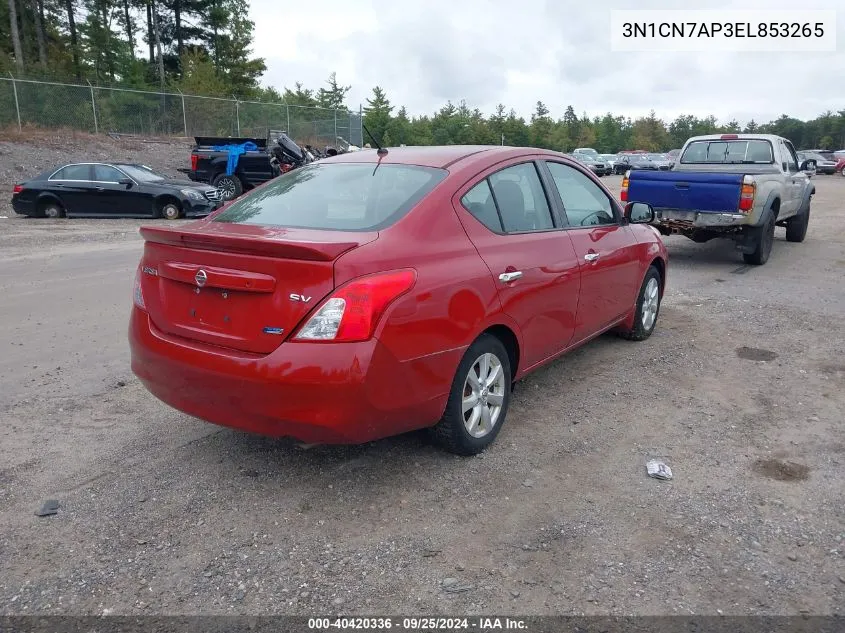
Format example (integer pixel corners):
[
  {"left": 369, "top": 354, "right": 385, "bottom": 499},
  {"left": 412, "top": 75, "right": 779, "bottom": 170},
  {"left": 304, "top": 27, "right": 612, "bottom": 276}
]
[
  {"left": 90, "top": 164, "right": 149, "bottom": 216},
  {"left": 542, "top": 160, "right": 643, "bottom": 343},
  {"left": 780, "top": 140, "right": 806, "bottom": 217},
  {"left": 452, "top": 159, "right": 581, "bottom": 369},
  {"left": 48, "top": 164, "right": 97, "bottom": 215}
]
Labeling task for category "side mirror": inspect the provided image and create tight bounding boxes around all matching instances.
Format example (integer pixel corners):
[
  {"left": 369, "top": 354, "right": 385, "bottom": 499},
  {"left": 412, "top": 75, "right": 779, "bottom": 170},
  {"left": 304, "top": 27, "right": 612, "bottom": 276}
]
[
  {"left": 624, "top": 201, "right": 655, "bottom": 224},
  {"left": 119, "top": 178, "right": 133, "bottom": 187},
  {"left": 800, "top": 160, "right": 815, "bottom": 172}
]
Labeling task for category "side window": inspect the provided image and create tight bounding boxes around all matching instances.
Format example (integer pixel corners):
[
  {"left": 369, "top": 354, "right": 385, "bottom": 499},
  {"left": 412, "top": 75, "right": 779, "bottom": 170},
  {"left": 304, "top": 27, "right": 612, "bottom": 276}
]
[
  {"left": 51, "top": 164, "right": 91, "bottom": 181},
  {"left": 783, "top": 141, "right": 799, "bottom": 172},
  {"left": 488, "top": 163, "right": 554, "bottom": 232},
  {"left": 546, "top": 161, "right": 617, "bottom": 227},
  {"left": 461, "top": 179, "right": 502, "bottom": 232},
  {"left": 92, "top": 165, "right": 125, "bottom": 182}
]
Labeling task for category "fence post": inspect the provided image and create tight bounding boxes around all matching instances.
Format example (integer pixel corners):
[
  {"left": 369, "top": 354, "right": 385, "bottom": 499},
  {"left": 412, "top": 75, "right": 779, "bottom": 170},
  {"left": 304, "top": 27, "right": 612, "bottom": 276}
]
[
  {"left": 87, "top": 80, "right": 98, "bottom": 134},
  {"left": 234, "top": 97, "right": 240, "bottom": 136},
  {"left": 177, "top": 89, "right": 188, "bottom": 137},
  {"left": 333, "top": 109, "right": 338, "bottom": 144},
  {"left": 9, "top": 72, "right": 21, "bottom": 131},
  {"left": 285, "top": 103, "right": 290, "bottom": 134}
]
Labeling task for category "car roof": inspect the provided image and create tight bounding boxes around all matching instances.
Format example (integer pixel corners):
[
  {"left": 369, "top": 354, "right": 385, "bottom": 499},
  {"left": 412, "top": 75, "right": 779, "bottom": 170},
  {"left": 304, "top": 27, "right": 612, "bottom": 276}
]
[{"left": 320, "top": 145, "right": 574, "bottom": 170}]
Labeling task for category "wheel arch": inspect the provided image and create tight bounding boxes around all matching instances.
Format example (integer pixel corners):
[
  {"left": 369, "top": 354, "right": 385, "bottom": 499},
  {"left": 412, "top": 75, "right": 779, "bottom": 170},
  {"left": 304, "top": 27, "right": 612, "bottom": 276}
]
[
  {"left": 154, "top": 194, "right": 182, "bottom": 214},
  {"left": 36, "top": 192, "right": 64, "bottom": 211},
  {"left": 480, "top": 323, "right": 520, "bottom": 381}
]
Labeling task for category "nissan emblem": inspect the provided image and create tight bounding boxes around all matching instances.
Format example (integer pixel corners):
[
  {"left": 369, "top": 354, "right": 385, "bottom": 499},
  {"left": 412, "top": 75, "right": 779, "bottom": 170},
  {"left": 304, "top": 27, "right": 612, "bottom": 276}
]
[{"left": 195, "top": 269, "right": 207, "bottom": 287}]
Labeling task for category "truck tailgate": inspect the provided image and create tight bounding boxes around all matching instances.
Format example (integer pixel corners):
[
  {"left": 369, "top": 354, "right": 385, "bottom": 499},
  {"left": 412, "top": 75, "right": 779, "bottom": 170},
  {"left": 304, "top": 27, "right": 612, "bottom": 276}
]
[{"left": 628, "top": 170, "right": 744, "bottom": 213}]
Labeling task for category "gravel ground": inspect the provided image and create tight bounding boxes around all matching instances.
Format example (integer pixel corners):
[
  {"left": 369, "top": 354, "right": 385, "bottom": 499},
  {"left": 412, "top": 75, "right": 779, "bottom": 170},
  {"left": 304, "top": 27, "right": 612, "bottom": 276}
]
[{"left": 0, "top": 138, "right": 844, "bottom": 617}]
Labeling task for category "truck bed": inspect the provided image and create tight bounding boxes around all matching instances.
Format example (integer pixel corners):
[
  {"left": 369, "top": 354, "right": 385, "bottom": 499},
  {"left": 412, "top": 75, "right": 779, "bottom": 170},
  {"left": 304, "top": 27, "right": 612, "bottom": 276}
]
[{"left": 627, "top": 170, "right": 743, "bottom": 213}]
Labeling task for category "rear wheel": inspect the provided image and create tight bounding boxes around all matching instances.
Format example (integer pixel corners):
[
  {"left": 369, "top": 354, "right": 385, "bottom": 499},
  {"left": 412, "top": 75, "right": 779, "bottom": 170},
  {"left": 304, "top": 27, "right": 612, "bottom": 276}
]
[
  {"left": 39, "top": 201, "right": 65, "bottom": 218},
  {"left": 785, "top": 202, "right": 810, "bottom": 243},
  {"left": 743, "top": 208, "right": 775, "bottom": 265},
  {"left": 430, "top": 334, "right": 512, "bottom": 456},
  {"left": 618, "top": 265, "right": 662, "bottom": 341},
  {"left": 213, "top": 173, "right": 243, "bottom": 201}
]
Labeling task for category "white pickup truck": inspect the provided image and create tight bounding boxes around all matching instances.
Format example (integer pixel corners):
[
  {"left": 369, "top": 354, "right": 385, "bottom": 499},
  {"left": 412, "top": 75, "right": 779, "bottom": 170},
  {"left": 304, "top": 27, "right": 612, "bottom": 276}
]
[{"left": 621, "top": 134, "right": 815, "bottom": 265}]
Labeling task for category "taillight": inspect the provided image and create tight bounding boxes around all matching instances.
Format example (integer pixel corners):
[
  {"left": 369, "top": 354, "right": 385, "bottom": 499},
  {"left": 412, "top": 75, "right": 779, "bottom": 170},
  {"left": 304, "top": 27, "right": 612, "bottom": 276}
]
[
  {"left": 294, "top": 269, "right": 417, "bottom": 343},
  {"left": 12, "top": 184, "right": 23, "bottom": 195},
  {"left": 133, "top": 267, "right": 146, "bottom": 311},
  {"left": 620, "top": 172, "right": 630, "bottom": 202},
  {"left": 739, "top": 175, "right": 755, "bottom": 212},
  {"left": 190, "top": 154, "right": 198, "bottom": 171}
]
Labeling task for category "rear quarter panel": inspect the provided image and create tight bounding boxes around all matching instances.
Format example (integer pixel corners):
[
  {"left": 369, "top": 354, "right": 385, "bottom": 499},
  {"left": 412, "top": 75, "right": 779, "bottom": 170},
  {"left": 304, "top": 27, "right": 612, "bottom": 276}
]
[{"left": 333, "top": 176, "right": 510, "bottom": 402}]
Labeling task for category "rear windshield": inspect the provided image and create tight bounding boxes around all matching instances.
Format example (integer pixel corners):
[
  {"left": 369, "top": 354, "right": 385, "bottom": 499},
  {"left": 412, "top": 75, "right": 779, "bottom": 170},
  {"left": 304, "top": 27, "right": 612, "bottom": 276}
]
[
  {"left": 212, "top": 163, "right": 448, "bottom": 231},
  {"left": 681, "top": 139, "right": 774, "bottom": 164}
]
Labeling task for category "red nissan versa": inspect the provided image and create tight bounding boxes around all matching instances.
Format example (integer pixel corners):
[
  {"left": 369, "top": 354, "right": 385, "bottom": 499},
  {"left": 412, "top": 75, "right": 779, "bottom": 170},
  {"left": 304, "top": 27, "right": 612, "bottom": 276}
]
[{"left": 129, "top": 145, "right": 668, "bottom": 455}]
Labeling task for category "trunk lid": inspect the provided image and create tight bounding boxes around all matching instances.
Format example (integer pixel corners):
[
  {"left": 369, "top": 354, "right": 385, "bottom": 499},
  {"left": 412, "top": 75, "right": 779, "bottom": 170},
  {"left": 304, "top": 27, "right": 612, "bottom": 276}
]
[
  {"left": 628, "top": 170, "right": 744, "bottom": 213},
  {"left": 138, "top": 223, "right": 377, "bottom": 354}
]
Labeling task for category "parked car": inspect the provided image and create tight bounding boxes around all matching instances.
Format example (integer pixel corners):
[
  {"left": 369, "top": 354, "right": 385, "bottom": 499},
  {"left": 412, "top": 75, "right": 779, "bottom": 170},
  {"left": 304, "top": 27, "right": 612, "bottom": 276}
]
[
  {"left": 129, "top": 146, "right": 668, "bottom": 456},
  {"left": 834, "top": 150, "right": 845, "bottom": 161},
  {"left": 614, "top": 154, "right": 657, "bottom": 174},
  {"left": 574, "top": 154, "right": 612, "bottom": 176},
  {"left": 622, "top": 134, "right": 814, "bottom": 266},
  {"left": 12, "top": 162, "right": 221, "bottom": 219},
  {"left": 572, "top": 147, "right": 599, "bottom": 159},
  {"left": 645, "top": 153, "right": 674, "bottom": 170},
  {"left": 834, "top": 157, "right": 845, "bottom": 176},
  {"left": 599, "top": 154, "right": 619, "bottom": 171},
  {"left": 797, "top": 150, "right": 837, "bottom": 175}
]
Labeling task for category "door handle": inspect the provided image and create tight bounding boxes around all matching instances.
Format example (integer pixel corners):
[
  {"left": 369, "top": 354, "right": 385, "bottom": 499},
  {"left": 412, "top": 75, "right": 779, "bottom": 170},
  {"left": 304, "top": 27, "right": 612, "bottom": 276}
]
[
  {"left": 94, "top": 187, "right": 105, "bottom": 192},
  {"left": 584, "top": 253, "right": 600, "bottom": 262},
  {"left": 499, "top": 271, "right": 523, "bottom": 283}
]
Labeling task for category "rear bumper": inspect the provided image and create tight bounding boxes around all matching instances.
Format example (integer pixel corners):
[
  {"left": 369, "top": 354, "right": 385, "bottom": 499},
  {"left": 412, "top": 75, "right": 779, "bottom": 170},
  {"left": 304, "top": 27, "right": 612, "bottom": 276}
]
[
  {"left": 11, "top": 197, "right": 33, "bottom": 216},
  {"left": 128, "top": 309, "right": 449, "bottom": 444},
  {"left": 654, "top": 208, "right": 748, "bottom": 229}
]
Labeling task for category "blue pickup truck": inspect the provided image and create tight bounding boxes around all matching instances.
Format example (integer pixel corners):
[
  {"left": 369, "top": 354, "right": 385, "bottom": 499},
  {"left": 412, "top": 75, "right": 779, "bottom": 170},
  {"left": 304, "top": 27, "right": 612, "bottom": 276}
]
[{"left": 621, "top": 134, "right": 815, "bottom": 265}]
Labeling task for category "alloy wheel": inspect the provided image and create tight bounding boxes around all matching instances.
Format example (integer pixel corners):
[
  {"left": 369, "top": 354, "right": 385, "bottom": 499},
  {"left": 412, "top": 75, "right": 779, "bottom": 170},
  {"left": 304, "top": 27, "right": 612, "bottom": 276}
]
[{"left": 462, "top": 352, "right": 507, "bottom": 439}]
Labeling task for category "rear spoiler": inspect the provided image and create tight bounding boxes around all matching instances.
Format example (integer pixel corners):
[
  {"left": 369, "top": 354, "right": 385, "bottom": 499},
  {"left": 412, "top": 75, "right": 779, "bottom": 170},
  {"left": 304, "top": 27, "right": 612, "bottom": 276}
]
[
  {"left": 193, "top": 136, "right": 267, "bottom": 150},
  {"left": 139, "top": 225, "right": 361, "bottom": 261}
]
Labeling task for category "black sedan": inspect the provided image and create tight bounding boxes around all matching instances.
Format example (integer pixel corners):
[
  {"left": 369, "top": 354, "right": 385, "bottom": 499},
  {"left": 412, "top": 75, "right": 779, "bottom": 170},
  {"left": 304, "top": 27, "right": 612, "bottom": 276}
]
[
  {"left": 12, "top": 162, "right": 222, "bottom": 219},
  {"left": 613, "top": 154, "right": 658, "bottom": 174}
]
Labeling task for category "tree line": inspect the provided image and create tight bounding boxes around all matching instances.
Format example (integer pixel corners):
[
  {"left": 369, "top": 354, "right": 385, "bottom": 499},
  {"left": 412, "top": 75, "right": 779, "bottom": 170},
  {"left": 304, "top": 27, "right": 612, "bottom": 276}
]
[{"left": 359, "top": 90, "right": 845, "bottom": 153}]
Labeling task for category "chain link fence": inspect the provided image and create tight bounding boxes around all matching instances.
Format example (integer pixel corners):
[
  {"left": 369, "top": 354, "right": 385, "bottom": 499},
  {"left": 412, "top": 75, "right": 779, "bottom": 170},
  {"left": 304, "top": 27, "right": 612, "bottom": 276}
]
[{"left": 0, "top": 76, "right": 363, "bottom": 149}]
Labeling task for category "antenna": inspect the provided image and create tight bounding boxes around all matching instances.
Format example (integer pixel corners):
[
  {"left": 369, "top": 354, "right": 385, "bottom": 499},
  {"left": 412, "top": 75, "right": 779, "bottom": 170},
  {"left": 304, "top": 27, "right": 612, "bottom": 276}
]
[{"left": 362, "top": 123, "right": 388, "bottom": 156}]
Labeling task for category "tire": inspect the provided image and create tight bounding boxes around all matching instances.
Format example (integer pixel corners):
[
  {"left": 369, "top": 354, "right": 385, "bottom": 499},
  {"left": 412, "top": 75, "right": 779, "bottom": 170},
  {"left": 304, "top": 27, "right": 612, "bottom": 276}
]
[
  {"left": 159, "top": 201, "right": 182, "bottom": 220},
  {"left": 212, "top": 173, "right": 243, "bottom": 201},
  {"left": 785, "top": 200, "right": 810, "bottom": 243},
  {"left": 618, "top": 265, "right": 662, "bottom": 342},
  {"left": 743, "top": 208, "right": 776, "bottom": 265},
  {"left": 430, "top": 333, "right": 512, "bottom": 456},
  {"left": 39, "top": 200, "right": 65, "bottom": 218},
  {"left": 840, "top": 167, "right": 845, "bottom": 177}
]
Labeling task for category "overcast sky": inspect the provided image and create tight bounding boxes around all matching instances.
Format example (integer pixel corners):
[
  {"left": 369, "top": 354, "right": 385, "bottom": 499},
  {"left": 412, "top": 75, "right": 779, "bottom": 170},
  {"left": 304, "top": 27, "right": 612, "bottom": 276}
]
[{"left": 250, "top": 0, "right": 844, "bottom": 125}]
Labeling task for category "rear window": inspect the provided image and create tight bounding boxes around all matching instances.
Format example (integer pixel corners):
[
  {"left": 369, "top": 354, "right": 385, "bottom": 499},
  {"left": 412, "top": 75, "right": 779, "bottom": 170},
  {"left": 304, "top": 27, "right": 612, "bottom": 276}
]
[
  {"left": 681, "top": 140, "right": 774, "bottom": 164},
  {"left": 212, "top": 163, "right": 448, "bottom": 231}
]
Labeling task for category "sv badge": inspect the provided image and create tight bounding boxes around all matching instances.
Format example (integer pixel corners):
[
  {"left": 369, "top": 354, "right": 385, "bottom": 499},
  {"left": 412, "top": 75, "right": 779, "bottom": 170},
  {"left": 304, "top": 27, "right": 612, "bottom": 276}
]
[{"left": 289, "top": 293, "right": 312, "bottom": 303}]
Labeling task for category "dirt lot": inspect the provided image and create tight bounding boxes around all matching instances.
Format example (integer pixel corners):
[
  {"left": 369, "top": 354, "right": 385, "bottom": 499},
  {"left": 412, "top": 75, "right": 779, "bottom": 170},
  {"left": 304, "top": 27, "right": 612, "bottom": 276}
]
[{"left": 1, "top": 138, "right": 844, "bottom": 617}]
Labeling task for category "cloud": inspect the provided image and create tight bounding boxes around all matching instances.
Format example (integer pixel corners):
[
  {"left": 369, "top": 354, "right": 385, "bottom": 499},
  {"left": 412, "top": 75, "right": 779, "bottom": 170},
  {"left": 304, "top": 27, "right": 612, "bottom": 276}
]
[{"left": 250, "top": 0, "right": 845, "bottom": 124}]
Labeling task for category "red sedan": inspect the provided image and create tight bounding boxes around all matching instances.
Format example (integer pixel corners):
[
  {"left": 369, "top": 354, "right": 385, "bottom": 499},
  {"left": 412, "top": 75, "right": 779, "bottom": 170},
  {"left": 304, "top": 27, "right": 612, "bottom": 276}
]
[{"left": 129, "top": 145, "right": 668, "bottom": 455}]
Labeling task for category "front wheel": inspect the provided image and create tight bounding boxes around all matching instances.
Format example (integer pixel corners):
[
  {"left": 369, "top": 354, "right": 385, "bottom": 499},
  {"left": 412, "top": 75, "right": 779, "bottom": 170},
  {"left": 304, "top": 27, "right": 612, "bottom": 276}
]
[
  {"left": 160, "top": 201, "right": 182, "bottom": 220},
  {"left": 743, "top": 208, "right": 775, "bottom": 265},
  {"left": 618, "top": 265, "right": 662, "bottom": 341},
  {"left": 430, "top": 334, "right": 512, "bottom": 456},
  {"left": 840, "top": 167, "right": 845, "bottom": 177},
  {"left": 785, "top": 203, "right": 810, "bottom": 243}
]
